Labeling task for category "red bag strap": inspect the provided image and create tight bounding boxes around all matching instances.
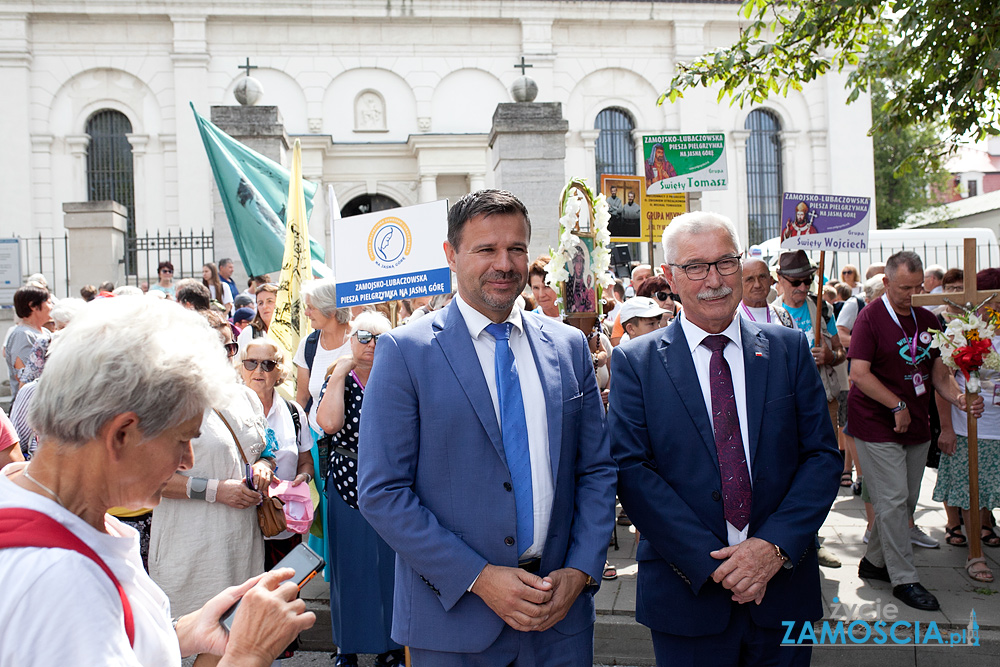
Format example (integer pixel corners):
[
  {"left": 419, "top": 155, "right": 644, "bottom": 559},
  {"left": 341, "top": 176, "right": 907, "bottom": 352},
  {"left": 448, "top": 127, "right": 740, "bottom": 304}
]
[{"left": 0, "top": 508, "right": 135, "bottom": 647}]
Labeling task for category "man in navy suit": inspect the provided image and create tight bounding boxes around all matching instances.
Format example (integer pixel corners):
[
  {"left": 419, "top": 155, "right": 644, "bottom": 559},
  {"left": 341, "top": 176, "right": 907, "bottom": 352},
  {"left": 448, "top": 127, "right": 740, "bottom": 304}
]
[
  {"left": 608, "top": 212, "right": 841, "bottom": 666},
  {"left": 358, "top": 189, "right": 617, "bottom": 666}
]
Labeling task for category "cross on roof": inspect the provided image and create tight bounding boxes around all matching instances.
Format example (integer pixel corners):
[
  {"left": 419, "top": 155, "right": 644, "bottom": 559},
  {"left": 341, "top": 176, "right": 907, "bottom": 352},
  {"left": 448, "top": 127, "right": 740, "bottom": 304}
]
[
  {"left": 515, "top": 56, "right": 533, "bottom": 76},
  {"left": 238, "top": 58, "right": 257, "bottom": 77}
]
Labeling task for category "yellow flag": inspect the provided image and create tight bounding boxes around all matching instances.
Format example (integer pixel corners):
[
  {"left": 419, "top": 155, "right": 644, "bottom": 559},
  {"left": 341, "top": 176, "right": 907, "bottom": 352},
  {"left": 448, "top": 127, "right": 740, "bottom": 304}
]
[{"left": 268, "top": 140, "right": 313, "bottom": 398}]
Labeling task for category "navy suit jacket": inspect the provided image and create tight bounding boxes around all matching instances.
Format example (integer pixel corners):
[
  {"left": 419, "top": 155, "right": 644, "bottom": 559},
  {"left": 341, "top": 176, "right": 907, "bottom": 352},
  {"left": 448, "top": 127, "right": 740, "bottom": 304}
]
[
  {"left": 608, "top": 318, "right": 840, "bottom": 636},
  {"left": 358, "top": 301, "right": 617, "bottom": 652}
]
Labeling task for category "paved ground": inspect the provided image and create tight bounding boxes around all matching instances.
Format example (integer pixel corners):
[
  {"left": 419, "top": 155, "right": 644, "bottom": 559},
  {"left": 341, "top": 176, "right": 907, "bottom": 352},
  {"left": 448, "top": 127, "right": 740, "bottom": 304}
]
[{"left": 294, "top": 467, "right": 1000, "bottom": 665}]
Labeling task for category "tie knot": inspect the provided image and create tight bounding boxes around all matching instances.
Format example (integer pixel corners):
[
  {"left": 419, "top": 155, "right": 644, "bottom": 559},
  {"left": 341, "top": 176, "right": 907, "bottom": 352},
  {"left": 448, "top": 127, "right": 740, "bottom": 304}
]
[
  {"left": 486, "top": 322, "right": 513, "bottom": 341},
  {"left": 702, "top": 334, "right": 729, "bottom": 354}
]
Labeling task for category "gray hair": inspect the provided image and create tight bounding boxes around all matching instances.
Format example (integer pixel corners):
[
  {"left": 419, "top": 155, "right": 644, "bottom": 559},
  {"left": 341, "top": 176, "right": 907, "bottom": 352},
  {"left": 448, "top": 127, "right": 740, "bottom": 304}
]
[
  {"left": 661, "top": 212, "right": 742, "bottom": 265},
  {"left": 49, "top": 298, "right": 87, "bottom": 326},
  {"left": 301, "top": 278, "right": 351, "bottom": 323},
  {"left": 240, "top": 337, "right": 289, "bottom": 383},
  {"left": 885, "top": 251, "right": 923, "bottom": 280},
  {"left": 864, "top": 274, "right": 886, "bottom": 301},
  {"left": 350, "top": 311, "right": 392, "bottom": 336},
  {"left": 29, "top": 297, "right": 238, "bottom": 447},
  {"left": 112, "top": 285, "right": 143, "bottom": 297}
]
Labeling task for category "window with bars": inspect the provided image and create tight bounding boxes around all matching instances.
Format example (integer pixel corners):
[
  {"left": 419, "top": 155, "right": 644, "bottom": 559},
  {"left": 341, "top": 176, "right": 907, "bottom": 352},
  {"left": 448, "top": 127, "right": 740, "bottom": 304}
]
[
  {"left": 595, "top": 108, "right": 636, "bottom": 184},
  {"left": 86, "top": 110, "right": 136, "bottom": 268},
  {"left": 744, "top": 109, "right": 784, "bottom": 245}
]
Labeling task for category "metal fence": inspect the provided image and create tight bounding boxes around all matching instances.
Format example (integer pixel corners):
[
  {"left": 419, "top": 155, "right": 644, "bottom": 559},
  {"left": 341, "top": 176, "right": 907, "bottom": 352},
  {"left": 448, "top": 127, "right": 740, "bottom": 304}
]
[
  {"left": 15, "top": 234, "right": 70, "bottom": 298},
  {"left": 123, "top": 229, "right": 215, "bottom": 287},
  {"left": 825, "top": 240, "right": 1000, "bottom": 279}
]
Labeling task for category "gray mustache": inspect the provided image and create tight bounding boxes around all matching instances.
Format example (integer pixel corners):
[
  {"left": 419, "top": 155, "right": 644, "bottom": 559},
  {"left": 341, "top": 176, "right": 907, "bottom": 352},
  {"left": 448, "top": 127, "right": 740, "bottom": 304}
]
[{"left": 697, "top": 286, "right": 733, "bottom": 301}]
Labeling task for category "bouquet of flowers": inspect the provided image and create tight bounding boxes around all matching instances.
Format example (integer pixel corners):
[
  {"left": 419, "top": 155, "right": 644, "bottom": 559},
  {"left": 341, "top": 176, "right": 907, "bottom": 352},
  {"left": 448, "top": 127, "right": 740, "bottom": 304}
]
[{"left": 929, "top": 311, "right": 1000, "bottom": 393}]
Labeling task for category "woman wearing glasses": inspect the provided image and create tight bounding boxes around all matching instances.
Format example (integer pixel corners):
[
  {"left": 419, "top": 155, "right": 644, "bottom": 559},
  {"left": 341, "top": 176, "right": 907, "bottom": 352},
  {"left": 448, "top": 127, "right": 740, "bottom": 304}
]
[
  {"left": 315, "top": 312, "right": 403, "bottom": 667},
  {"left": 149, "top": 261, "right": 176, "bottom": 298},
  {"left": 840, "top": 263, "right": 862, "bottom": 296}
]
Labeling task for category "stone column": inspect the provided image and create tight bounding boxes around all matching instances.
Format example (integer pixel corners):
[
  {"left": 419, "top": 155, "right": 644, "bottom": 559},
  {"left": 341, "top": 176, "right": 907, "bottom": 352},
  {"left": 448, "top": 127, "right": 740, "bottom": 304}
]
[
  {"left": 127, "top": 134, "right": 149, "bottom": 236},
  {"left": 170, "top": 15, "right": 211, "bottom": 231},
  {"left": 0, "top": 13, "right": 32, "bottom": 238},
  {"left": 63, "top": 201, "right": 128, "bottom": 291},
  {"left": 489, "top": 102, "right": 568, "bottom": 260},
  {"left": 418, "top": 174, "right": 438, "bottom": 203},
  {"left": 468, "top": 172, "right": 486, "bottom": 192},
  {"left": 209, "top": 105, "right": 291, "bottom": 284},
  {"left": 65, "top": 135, "right": 90, "bottom": 202}
]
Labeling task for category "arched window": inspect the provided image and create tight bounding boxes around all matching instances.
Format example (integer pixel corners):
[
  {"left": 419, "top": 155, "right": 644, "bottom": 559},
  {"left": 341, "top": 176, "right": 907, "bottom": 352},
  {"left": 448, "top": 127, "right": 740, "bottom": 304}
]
[
  {"left": 595, "top": 108, "right": 636, "bottom": 184},
  {"left": 744, "top": 109, "right": 784, "bottom": 245},
  {"left": 341, "top": 193, "right": 400, "bottom": 217},
  {"left": 86, "top": 110, "right": 136, "bottom": 266}
]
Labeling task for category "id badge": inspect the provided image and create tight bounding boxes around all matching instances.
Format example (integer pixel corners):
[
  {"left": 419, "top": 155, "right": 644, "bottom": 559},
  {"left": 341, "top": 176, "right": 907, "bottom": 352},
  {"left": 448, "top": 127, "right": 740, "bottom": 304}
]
[{"left": 913, "top": 372, "right": 926, "bottom": 396}]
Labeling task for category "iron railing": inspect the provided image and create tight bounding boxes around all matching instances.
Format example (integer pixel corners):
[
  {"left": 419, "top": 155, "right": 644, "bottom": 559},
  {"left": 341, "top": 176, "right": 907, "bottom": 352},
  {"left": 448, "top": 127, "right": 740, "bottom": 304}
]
[
  {"left": 14, "top": 234, "right": 70, "bottom": 298},
  {"left": 123, "top": 229, "right": 215, "bottom": 288}
]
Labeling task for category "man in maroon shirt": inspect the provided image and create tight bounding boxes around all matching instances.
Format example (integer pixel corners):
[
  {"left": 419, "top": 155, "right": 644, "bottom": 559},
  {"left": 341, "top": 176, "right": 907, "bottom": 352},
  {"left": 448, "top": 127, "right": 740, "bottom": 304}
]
[{"left": 847, "top": 251, "right": 983, "bottom": 611}]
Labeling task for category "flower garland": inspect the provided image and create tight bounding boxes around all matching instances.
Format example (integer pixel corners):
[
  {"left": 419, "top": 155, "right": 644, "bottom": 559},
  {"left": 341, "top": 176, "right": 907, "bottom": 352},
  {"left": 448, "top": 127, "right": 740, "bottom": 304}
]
[
  {"left": 929, "top": 311, "right": 1000, "bottom": 392},
  {"left": 544, "top": 178, "right": 615, "bottom": 316}
]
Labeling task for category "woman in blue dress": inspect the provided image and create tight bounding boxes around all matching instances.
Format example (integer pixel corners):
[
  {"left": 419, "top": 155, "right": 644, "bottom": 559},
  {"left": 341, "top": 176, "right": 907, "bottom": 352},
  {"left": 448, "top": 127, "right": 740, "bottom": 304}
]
[{"left": 316, "top": 311, "right": 402, "bottom": 667}]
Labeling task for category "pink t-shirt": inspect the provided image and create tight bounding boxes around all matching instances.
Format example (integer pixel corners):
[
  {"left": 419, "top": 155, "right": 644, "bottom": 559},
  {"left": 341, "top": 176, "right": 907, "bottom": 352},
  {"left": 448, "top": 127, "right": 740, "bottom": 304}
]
[
  {"left": 0, "top": 411, "right": 18, "bottom": 452},
  {"left": 846, "top": 298, "right": 940, "bottom": 445}
]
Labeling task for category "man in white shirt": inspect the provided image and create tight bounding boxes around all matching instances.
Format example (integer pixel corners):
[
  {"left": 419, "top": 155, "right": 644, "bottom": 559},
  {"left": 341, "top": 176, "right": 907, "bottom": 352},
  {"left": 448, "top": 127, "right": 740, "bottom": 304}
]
[
  {"left": 357, "top": 189, "right": 616, "bottom": 666},
  {"left": 737, "top": 258, "right": 793, "bottom": 329}
]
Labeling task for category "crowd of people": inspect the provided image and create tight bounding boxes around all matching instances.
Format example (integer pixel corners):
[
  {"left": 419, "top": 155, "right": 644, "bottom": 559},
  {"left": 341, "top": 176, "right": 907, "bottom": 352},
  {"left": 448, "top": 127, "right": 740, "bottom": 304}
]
[{"left": 0, "top": 189, "right": 997, "bottom": 666}]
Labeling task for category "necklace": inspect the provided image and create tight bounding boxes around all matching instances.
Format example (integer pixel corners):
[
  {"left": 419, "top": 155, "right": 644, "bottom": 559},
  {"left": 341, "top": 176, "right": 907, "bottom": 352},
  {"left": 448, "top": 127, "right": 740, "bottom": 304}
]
[{"left": 21, "top": 467, "right": 65, "bottom": 507}]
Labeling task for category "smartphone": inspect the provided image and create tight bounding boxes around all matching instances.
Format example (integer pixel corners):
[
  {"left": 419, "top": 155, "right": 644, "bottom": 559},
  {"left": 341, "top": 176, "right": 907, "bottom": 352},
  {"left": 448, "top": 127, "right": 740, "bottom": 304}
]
[{"left": 219, "top": 542, "right": 325, "bottom": 632}]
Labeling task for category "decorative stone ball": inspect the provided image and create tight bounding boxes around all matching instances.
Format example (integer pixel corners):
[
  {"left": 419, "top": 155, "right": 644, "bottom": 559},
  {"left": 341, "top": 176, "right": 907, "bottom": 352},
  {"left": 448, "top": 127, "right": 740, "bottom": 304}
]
[
  {"left": 511, "top": 76, "right": 538, "bottom": 103},
  {"left": 234, "top": 77, "right": 264, "bottom": 106}
]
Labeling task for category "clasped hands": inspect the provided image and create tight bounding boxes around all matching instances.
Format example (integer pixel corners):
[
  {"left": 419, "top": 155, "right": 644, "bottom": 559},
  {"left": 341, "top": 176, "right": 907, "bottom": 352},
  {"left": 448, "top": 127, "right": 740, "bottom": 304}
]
[
  {"left": 471, "top": 564, "right": 588, "bottom": 632},
  {"left": 709, "top": 537, "right": 784, "bottom": 605}
]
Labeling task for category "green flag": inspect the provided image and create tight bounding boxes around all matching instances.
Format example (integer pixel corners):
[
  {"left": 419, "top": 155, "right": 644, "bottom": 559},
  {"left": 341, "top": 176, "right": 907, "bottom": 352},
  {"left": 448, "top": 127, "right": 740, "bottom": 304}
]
[{"left": 190, "top": 103, "right": 331, "bottom": 278}]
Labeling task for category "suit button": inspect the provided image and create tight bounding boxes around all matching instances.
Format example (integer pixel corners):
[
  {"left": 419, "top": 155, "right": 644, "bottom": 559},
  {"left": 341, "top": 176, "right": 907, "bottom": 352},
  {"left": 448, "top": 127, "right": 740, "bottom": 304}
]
[
  {"left": 712, "top": 491, "right": 721, "bottom": 501},
  {"left": 503, "top": 482, "right": 512, "bottom": 492},
  {"left": 505, "top": 536, "right": 515, "bottom": 546}
]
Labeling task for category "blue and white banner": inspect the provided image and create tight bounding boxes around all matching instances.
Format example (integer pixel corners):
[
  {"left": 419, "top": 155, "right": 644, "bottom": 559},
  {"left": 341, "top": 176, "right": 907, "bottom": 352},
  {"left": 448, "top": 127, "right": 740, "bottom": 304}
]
[{"left": 333, "top": 200, "right": 450, "bottom": 307}]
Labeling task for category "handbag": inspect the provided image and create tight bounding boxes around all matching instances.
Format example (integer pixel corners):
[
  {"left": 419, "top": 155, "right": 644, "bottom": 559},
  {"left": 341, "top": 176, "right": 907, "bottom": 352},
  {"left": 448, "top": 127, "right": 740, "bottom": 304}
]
[{"left": 214, "top": 409, "right": 287, "bottom": 538}]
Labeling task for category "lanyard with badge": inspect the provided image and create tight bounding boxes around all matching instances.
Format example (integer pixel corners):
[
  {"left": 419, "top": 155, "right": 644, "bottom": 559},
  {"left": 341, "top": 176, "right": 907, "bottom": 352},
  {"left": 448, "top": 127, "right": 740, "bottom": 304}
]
[
  {"left": 740, "top": 302, "right": 771, "bottom": 323},
  {"left": 881, "top": 293, "right": 926, "bottom": 396}
]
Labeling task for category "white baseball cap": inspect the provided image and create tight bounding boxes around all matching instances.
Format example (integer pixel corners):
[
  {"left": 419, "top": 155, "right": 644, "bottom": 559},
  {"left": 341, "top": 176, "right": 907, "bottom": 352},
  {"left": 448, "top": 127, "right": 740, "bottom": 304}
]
[{"left": 619, "top": 297, "right": 668, "bottom": 325}]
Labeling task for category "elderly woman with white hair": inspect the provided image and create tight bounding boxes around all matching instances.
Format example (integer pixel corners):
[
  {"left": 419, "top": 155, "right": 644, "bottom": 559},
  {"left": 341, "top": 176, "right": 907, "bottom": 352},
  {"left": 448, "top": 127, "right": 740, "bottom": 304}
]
[
  {"left": 315, "top": 311, "right": 402, "bottom": 667},
  {"left": 295, "top": 278, "right": 353, "bottom": 434},
  {"left": 0, "top": 297, "right": 313, "bottom": 666}
]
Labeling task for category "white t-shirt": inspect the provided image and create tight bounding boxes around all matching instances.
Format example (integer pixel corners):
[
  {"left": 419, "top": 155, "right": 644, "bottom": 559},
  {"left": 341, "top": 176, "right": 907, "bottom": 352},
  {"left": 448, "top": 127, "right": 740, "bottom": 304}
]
[
  {"left": 836, "top": 295, "right": 864, "bottom": 332},
  {"left": 208, "top": 283, "right": 234, "bottom": 306},
  {"left": 293, "top": 334, "right": 351, "bottom": 432},
  {"left": 0, "top": 469, "right": 180, "bottom": 666},
  {"left": 263, "top": 394, "right": 312, "bottom": 540}
]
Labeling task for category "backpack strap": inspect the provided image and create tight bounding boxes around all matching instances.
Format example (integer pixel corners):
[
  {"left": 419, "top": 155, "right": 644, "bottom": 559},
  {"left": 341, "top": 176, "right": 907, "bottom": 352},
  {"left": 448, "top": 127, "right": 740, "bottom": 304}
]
[
  {"left": 304, "top": 330, "right": 321, "bottom": 372},
  {"left": 283, "top": 398, "right": 301, "bottom": 440},
  {"left": 0, "top": 508, "right": 135, "bottom": 647}
]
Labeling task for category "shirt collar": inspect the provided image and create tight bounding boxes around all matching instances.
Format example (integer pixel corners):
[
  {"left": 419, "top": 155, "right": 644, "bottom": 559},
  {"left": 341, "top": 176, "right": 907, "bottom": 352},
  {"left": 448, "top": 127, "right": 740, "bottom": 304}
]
[
  {"left": 679, "top": 310, "right": 742, "bottom": 354},
  {"left": 454, "top": 294, "right": 524, "bottom": 340}
]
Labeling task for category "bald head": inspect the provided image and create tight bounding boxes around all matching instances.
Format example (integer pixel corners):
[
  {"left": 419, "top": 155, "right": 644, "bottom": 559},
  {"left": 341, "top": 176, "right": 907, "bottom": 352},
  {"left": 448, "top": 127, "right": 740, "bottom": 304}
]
[{"left": 742, "top": 258, "right": 773, "bottom": 308}]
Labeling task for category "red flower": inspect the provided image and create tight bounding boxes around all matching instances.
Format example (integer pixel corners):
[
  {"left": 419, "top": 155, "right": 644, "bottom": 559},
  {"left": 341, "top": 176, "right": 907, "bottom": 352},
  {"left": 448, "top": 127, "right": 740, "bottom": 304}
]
[{"left": 952, "top": 338, "right": 994, "bottom": 380}]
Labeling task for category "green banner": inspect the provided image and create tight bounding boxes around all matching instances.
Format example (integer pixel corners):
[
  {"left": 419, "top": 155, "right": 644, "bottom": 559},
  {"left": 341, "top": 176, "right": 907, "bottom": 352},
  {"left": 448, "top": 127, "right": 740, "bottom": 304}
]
[{"left": 643, "top": 133, "right": 728, "bottom": 194}]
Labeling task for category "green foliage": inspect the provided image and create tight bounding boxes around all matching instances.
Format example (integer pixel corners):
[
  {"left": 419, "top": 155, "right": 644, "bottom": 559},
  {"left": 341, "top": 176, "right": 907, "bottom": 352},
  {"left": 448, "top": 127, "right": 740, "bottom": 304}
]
[{"left": 662, "top": 1, "right": 1000, "bottom": 147}]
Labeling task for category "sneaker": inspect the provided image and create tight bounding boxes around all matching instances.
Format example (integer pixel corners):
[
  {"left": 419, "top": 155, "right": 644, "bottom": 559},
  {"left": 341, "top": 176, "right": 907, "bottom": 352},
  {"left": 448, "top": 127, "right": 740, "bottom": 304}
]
[
  {"left": 817, "top": 546, "right": 842, "bottom": 568},
  {"left": 910, "top": 525, "right": 940, "bottom": 549},
  {"left": 863, "top": 528, "right": 871, "bottom": 544}
]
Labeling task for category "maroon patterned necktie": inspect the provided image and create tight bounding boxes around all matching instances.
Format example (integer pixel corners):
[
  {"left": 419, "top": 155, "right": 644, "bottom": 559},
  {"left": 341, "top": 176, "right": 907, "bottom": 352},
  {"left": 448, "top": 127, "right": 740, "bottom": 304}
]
[{"left": 701, "top": 335, "right": 752, "bottom": 531}]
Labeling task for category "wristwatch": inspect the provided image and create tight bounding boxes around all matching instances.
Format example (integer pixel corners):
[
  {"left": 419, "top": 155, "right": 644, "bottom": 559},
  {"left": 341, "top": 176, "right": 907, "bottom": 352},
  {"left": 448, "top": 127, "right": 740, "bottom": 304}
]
[{"left": 891, "top": 401, "right": 907, "bottom": 414}]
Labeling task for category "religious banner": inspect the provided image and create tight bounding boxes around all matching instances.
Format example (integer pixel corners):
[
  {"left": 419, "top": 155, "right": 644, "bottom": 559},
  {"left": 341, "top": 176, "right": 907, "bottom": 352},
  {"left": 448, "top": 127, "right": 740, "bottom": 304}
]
[
  {"left": 642, "top": 133, "right": 728, "bottom": 194},
  {"left": 600, "top": 174, "right": 644, "bottom": 242},
  {"left": 779, "top": 192, "right": 872, "bottom": 252},
  {"left": 332, "top": 200, "right": 450, "bottom": 308},
  {"left": 643, "top": 193, "right": 687, "bottom": 243}
]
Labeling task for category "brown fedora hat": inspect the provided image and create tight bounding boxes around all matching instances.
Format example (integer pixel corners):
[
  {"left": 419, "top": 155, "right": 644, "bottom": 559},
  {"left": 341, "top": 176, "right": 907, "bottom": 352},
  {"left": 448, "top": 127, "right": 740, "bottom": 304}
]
[{"left": 777, "top": 250, "right": 816, "bottom": 280}]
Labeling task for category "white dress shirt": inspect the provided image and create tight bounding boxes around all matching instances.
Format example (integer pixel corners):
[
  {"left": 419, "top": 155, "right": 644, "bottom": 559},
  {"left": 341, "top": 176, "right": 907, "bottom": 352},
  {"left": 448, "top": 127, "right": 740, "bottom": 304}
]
[
  {"left": 678, "top": 312, "right": 753, "bottom": 546},
  {"left": 455, "top": 295, "right": 553, "bottom": 558}
]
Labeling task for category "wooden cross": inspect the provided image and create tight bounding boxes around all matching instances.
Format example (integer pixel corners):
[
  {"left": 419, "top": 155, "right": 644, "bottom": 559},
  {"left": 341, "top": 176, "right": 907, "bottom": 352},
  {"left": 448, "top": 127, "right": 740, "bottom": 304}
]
[
  {"left": 514, "top": 56, "right": 533, "bottom": 76},
  {"left": 912, "top": 238, "right": 998, "bottom": 561},
  {"left": 238, "top": 57, "right": 257, "bottom": 77}
]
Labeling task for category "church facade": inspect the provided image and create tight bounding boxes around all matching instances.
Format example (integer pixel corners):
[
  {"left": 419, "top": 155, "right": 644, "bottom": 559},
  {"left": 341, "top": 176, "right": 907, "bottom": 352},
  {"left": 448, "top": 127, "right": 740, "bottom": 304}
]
[{"left": 0, "top": 0, "right": 875, "bottom": 281}]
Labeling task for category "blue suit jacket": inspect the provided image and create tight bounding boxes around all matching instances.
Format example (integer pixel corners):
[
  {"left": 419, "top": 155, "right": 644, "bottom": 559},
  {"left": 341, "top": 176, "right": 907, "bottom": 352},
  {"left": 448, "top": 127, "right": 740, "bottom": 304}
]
[
  {"left": 358, "top": 301, "right": 617, "bottom": 652},
  {"left": 608, "top": 318, "right": 840, "bottom": 636}
]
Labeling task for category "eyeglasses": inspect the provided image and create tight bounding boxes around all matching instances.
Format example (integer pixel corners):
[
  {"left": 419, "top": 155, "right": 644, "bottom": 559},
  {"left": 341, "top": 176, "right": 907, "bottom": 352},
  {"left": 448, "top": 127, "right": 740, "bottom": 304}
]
[
  {"left": 224, "top": 342, "right": 239, "bottom": 358},
  {"left": 670, "top": 256, "right": 740, "bottom": 281},
  {"left": 943, "top": 284, "right": 964, "bottom": 293},
  {"left": 781, "top": 277, "right": 812, "bottom": 288},
  {"left": 841, "top": 270, "right": 854, "bottom": 275},
  {"left": 654, "top": 291, "right": 671, "bottom": 302},
  {"left": 355, "top": 330, "right": 380, "bottom": 345},
  {"left": 160, "top": 268, "right": 173, "bottom": 274},
  {"left": 243, "top": 359, "right": 278, "bottom": 372}
]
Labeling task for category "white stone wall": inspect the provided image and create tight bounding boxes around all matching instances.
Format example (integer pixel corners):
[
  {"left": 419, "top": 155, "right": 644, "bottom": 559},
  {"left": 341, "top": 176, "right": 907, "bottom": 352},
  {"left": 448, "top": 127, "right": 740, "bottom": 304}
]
[{"left": 0, "top": 0, "right": 875, "bottom": 277}]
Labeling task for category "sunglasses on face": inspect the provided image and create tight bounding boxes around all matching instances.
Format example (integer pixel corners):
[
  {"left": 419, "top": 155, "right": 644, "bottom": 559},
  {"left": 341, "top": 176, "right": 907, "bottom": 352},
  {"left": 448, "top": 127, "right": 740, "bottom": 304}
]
[
  {"left": 842, "top": 270, "right": 854, "bottom": 275},
  {"left": 243, "top": 359, "right": 278, "bottom": 372},
  {"left": 355, "top": 330, "right": 380, "bottom": 345},
  {"left": 782, "top": 277, "right": 811, "bottom": 288},
  {"left": 654, "top": 291, "right": 671, "bottom": 302},
  {"left": 160, "top": 269, "right": 173, "bottom": 274},
  {"left": 224, "top": 342, "right": 239, "bottom": 358}
]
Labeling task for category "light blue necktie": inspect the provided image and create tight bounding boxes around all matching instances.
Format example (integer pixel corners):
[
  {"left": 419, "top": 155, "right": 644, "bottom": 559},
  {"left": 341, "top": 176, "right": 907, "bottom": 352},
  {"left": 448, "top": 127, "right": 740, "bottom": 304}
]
[{"left": 486, "top": 322, "right": 534, "bottom": 556}]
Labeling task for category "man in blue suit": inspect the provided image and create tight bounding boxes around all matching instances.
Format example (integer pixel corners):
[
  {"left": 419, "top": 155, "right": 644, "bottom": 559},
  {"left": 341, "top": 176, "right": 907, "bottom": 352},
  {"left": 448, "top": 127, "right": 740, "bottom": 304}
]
[
  {"left": 608, "top": 212, "right": 841, "bottom": 666},
  {"left": 358, "top": 189, "right": 617, "bottom": 666}
]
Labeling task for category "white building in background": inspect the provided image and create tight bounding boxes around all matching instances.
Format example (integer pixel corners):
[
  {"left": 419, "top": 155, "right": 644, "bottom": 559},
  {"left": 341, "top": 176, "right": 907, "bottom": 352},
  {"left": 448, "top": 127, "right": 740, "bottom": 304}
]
[{"left": 0, "top": 0, "right": 875, "bottom": 283}]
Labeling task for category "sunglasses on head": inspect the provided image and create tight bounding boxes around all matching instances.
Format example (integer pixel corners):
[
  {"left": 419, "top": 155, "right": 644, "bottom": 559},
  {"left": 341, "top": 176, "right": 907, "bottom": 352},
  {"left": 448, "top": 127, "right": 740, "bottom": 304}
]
[
  {"left": 654, "top": 291, "right": 671, "bottom": 302},
  {"left": 243, "top": 359, "right": 278, "bottom": 372},
  {"left": 782, "top": 277, "right": 811, "bottom": 288},
  {"left": 355, "top": 330, "right": 380, "bottom": 345},
  {"left": 224, "top": 342, "right": 239, "bottom": 358}
]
